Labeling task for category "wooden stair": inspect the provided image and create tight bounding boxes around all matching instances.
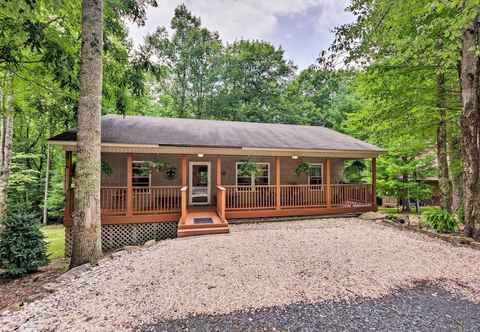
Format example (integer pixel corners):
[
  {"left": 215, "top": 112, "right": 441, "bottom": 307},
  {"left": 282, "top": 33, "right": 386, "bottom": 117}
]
[{"left": 177, "top": 211, "right": 229, "bottom": 237}]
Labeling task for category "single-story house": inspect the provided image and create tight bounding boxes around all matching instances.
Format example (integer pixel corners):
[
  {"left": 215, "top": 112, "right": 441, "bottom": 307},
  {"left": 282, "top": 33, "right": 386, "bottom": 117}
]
[{"left": 49, "top": 115, "right": 383, "bottom": 253}]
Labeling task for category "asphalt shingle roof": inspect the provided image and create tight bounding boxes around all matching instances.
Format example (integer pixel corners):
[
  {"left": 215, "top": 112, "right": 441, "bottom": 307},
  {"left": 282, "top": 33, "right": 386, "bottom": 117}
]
[{"left": 49, "top": 115, "right": 382, "bottom": 153}]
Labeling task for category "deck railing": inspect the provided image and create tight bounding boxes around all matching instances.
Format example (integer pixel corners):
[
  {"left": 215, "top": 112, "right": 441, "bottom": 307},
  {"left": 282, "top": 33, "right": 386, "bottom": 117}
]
[
  {"left": 101, "top": 187, "right": 128, "bottom": 216},
  {"left": 224, "top": 185, "right": 276, "bottom": 210},
  {"left": 78, "top": 184, "right": 372, "bottom": 218},
  {"left": 330, "top": 184, "right": 372, "bottom": 208},
  {"left": 133, "top": 186, "right": 182, "bottom": 214},
  {"left": 224, "top": 184, "right": 372, "bottom": 210},
  {"left": 280, "top": 184, "right": 326, "bottom": 208}
]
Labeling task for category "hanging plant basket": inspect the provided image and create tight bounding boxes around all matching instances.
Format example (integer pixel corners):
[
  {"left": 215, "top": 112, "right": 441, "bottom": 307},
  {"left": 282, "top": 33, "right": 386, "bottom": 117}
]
[
  {"left": 295, "top": 161, "right": 311, "bottom": 176},
  {"left": 238, "top": 161, "right": 262, "bottom": 177}
]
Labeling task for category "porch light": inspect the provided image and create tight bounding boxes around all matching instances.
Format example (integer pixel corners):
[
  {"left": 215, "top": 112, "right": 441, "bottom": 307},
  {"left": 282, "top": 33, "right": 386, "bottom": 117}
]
[
  {"left": 291, "top": 155, "right": 298, "bottom": 160},
  {"left": 197, "top": 153, "right": 204, "bottom": 158}
]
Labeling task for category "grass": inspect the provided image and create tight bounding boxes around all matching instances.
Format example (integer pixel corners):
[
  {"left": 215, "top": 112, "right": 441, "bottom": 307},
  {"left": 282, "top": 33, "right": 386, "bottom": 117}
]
[
  {"left": 41, "top": 224, "right": 65, "bottom": 260},
  {"left": 378, "top": 206, "right": 440, "bottom": 216}
]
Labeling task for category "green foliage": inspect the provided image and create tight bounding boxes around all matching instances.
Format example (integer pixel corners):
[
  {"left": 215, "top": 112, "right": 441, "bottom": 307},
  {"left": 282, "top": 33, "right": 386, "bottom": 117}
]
[
  {"left": 41, "top": 224, "right": 64, "bottom": 260},
  {"left": 295, "top": 162, "right": 311, "bottom": 176},
  {"left": 0, "top": 212, "right": 49, "bottom": 277},
  {"left": 344, "top": 160, "right": 367, "bottom": 183},
  {"left": 101, "top": 160, "right": 113, "bottom": 176},
  {"left": 238, "top": 161, "right": 262, "bottom": 177},
  {"left": 423, "top": 209, "right": 458, "bottom": 233}
]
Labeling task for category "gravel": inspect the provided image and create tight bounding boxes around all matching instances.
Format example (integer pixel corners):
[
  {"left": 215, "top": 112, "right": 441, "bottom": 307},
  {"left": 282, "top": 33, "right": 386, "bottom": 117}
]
[
  {"left": 143, "top": 284, "right": 480, "bottom": 331},
  {"left": 1, "top": 218, "right": 480, "bottom": 331}
]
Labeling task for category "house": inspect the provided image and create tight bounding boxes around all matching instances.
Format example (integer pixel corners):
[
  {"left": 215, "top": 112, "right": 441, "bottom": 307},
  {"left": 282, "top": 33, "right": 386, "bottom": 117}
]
[{"left": 49, "top": 115, "right": 383, "bottom": 253}]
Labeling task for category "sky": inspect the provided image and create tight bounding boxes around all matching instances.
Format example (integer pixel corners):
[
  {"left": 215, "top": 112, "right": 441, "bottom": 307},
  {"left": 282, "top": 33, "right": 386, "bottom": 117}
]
[{"left": 128, "top": 0, "right": 354, "bottom": 70}]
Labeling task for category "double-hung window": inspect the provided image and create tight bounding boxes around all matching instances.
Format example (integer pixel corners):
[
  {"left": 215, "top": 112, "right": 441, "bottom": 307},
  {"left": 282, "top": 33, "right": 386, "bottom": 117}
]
[
  {"left": 308, "top": 163, "right": 323, "bottom": 185},
  {"left": 132, "top": 161, "right": 151, "bottom": 187},
  {"left": 236, "top": 162, "right": 270, "bottom": 188}
]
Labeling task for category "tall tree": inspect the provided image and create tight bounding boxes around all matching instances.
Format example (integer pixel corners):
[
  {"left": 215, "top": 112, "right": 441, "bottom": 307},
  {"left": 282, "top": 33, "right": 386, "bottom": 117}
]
[
  {"left": 460, "top": 11, "right": 480, "bottom": 238},
  {"left": 70, "top": 0, "right": 104, "bottom": 267},
  {"left": 332, "top": 0, "right": 461, "bottom": 212},
  {"left": 0, "top": 74, "right": 14, "bottom": 219}
]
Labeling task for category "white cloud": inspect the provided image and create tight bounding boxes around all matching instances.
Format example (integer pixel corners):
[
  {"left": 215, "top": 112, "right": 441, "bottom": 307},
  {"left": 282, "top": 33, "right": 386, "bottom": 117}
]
[{"left": 127, "top": 0, "right": 353, "bottom": 69}]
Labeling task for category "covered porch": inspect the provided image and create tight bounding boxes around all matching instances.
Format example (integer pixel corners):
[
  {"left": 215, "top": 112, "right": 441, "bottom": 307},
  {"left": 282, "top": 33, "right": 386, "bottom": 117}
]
[{"left": 63, "top": 152, "right": 377, "bottom": 237}]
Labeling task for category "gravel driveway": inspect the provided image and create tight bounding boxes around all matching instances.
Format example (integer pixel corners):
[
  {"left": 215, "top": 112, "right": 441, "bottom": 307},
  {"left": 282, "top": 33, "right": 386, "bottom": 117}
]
[{"left": 1, "top": 218, "right": 480, "bottom": 331}]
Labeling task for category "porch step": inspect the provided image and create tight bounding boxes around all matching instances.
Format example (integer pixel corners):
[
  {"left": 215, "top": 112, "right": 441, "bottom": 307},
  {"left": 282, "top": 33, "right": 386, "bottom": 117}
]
[
  {"left": 177, "top": 210, "right": 230, "bottom": 237},
  {"left": 177, "top": 225, "right": 229, "bottom": 237},
  {"left": 178, "top": 222, "right": 229, "bottom": 230}
]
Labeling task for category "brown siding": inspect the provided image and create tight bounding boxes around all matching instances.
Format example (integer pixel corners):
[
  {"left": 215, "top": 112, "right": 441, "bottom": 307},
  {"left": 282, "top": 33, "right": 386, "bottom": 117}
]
[{"left": 101, "top": 153, "right": 345, "bottom": 203}]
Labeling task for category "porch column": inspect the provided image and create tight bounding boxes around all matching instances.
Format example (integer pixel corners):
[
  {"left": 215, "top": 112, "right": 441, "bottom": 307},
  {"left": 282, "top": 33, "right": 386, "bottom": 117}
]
[
  {"left": 216, "top": 157, "right": 221, "bottom": 186},
  {"left": 126, "top": 154, "right": 133, "bottom": 217},
  {"left": 326, "top": 159, "right": 332, "bottom": 208},
  {"left": 275, "top": 157, "right": 281, "bottom": 210},
  {"left": 64, "top": 151, "right": 73, "bottom": 221},
  {"left": 181, "top": 157, "right": 187, "bottom": 187},
  {"left": 371, "top": 157, "right": 377, "bottom": 211},
  {"left": 180, "top": 157, "right": 188, "bottom": 223}
]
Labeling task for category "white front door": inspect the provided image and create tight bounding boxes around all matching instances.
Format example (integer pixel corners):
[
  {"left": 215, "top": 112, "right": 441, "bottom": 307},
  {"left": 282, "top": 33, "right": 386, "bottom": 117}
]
[{"left": 189, "top": 161, "right": 211, "bottom": 205}]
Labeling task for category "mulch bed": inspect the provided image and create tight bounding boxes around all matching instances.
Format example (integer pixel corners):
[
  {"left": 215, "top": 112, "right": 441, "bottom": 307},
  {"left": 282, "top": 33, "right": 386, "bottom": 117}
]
[{"left": 0, "top": 259, "right": 66, "bottom": 313}]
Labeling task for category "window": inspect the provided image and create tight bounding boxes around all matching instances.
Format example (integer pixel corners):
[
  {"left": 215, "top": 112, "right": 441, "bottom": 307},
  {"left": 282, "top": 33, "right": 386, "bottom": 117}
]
[
  {"left": 309, "top": 163, "right": 323, "bottom": 185},
  {"left": 132, "top": 161, "right": 151, "bottom": 187},
  {"left": 236, "top": 162, "right": 270, "bottom": 188}
]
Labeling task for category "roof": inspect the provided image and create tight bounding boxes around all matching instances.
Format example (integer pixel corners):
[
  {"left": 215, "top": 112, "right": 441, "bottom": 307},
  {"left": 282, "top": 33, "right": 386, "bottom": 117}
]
[{"left": 49, "top": 115, "right": 383, "bottom": 154}]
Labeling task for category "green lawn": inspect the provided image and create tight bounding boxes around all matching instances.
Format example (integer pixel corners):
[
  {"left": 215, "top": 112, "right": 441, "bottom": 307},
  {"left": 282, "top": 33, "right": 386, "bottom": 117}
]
[
  {"left": 41, "top": 224, "right": 65, "bottom": 260},
  {"left": 378, "top": 206, "right": 440, "bottom": 216}
]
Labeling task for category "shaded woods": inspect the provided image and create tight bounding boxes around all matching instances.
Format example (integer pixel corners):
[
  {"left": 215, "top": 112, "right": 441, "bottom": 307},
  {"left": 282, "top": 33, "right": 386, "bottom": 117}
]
[{"left": 0, "top": 0, "right": 479, "bottom": 266}]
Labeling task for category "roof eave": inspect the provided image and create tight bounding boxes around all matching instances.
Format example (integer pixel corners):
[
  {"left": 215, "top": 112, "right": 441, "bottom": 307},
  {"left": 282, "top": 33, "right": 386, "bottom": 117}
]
[{"left": 49, "top": 141, "right": 384, "bottom": 158}]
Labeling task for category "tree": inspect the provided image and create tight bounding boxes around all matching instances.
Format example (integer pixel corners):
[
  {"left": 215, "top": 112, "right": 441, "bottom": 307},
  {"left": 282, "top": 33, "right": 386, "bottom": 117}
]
[
  {"left": 331, "top": 0, "right": 463, "bottom": 212},
  {"left": 459, "top": 11, "right": 480, "bottom": 238},
  {"left": 70, "top": 0, "right": 104, "bottom": 267}
]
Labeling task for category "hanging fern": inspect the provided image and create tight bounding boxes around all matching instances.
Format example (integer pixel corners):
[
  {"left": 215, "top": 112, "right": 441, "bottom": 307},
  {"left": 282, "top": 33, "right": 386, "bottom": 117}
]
[
  {"left": 295, "top": 161, "right": 311, "bottom": 176},
  {"left": 239, "top": 161, "right": 262, "bottom": 177},
  {"left": 101, "top": 160, "right": 113, "bottom": 176}
]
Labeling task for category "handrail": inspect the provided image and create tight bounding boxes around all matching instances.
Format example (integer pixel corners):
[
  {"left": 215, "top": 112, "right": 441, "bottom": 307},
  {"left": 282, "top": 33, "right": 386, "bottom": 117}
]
[{"left": 224, "top": 184, "right": 372, "bottom": 210}]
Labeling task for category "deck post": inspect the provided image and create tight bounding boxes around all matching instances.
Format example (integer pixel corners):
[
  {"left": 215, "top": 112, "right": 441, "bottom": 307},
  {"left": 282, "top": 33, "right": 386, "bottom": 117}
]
[
  {"left": 64, "top": 151, "right": 73, "bottom": 222},
  {"left": 326, "top": 159, "right": 332, "bottom": 207},
  {"left": 181, "top": 157, "right": 187, "bottom": 187},
  {"left": 216, "top": 158, "right": 221, "bottom": 186},
  {"left": 371, "top": 157, "right": 377, "bottom": 211},
  {"left": 275, "top": 157, "right": 281, "bottom": 210},
  {"left": 127, "top": 154, "right": 133, "bottom": 217}
]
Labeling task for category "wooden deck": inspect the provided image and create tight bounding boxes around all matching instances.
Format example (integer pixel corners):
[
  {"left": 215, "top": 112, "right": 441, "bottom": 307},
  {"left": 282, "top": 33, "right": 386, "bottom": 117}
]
[{"left": 177, "top": 209, "right": 229, "bottom": 237}]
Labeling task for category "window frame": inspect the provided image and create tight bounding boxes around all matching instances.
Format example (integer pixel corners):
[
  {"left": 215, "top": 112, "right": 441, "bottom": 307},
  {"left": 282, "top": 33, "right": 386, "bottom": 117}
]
[
  {"left": 132, "top": 160, "right": 152, "bottom": 188},
  {"left": 308, "top": 163, "right": 324, "bottom": 186},
  {"left": 235, "top": 162, "right": 270, "bottom": 189}
]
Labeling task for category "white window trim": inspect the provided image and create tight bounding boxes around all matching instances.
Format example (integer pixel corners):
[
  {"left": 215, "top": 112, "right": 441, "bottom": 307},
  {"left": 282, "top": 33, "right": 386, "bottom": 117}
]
[
  {"left": 308, "top": 163, "right": 324, "bottom": 186},
  {"left": 235, "top": 162, "right": 270, "bottom": 188},
  {"left": 132, "top": 160, "right": 152, "bottom": 188}
]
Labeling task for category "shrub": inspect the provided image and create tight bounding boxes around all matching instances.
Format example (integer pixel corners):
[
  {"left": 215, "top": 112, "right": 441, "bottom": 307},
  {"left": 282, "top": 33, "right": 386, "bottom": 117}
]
[
  {"left": 0, "top": 212, "right": 49, "bottom": 277},
  {"left": 423, "top": 209, "right": 458, "bottom": 233}
]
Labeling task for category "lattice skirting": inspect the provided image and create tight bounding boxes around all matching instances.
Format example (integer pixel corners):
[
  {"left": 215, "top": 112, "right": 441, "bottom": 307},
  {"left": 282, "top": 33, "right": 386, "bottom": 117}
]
[{"left": 64, "top": 222, "right": 178, "bottom": 257}]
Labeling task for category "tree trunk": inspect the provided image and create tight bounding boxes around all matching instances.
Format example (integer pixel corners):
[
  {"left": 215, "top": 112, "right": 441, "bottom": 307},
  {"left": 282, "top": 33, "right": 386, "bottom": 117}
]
[
  {"left": 42, "top": 144, "right": 50, "bottom": 224},
  {"left": 460, "top": 15, "right": 480, "bottom": 238},
  {"left": 0, "top": 76, "right": 14, "bottom": 221},
  {"left": 448, "top": 134, "right": 463, "bottom": 213},
  {"left": 70, "top": 0, "right": 103, "bottom": 267},
  {"left": 436, "top": 72, "right": 452, "bottom": 211}
]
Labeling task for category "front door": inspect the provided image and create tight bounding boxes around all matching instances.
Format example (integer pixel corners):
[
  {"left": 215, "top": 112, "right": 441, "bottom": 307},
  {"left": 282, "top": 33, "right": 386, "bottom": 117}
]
[{"left": 189, "top": 161, "right": 211, "bottom": 205}]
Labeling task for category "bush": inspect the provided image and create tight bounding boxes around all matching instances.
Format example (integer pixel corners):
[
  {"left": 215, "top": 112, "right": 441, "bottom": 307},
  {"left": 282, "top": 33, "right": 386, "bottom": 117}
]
[
  {"left": 423, "top": 209, "right": 458, "bottom": 233},
  {"left": 0, "top": 212, "right": 49, "bottom": 277}
]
